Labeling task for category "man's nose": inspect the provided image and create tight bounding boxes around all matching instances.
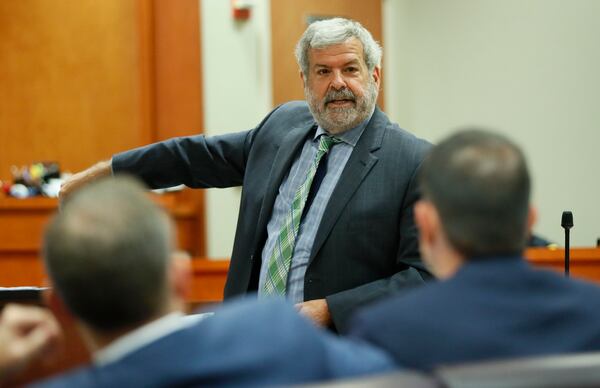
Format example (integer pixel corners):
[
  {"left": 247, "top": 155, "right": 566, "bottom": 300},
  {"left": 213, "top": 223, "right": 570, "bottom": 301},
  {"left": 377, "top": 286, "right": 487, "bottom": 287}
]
[{"left": 330, "top": 70, "right": 347, "bottom": 90}]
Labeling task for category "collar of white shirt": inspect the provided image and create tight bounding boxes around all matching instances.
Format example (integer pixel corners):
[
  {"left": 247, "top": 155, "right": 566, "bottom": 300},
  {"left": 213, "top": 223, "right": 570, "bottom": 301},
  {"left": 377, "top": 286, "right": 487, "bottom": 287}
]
[{"left": 93, "top": 312, "right": 206, "bottom": 367}]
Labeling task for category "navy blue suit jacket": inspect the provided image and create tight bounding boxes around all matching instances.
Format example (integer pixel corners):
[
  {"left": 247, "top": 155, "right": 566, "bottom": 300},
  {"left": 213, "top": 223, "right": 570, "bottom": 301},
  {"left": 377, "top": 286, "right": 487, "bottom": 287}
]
[
  {"left": 112, "top": 101, "right": 432, "bottom": 331},
  {"left": 34, "top": 299, "right": 394, "bottom": 387},
  {"left": 349, "top": 256, "right": 600, "bottom": 370}
]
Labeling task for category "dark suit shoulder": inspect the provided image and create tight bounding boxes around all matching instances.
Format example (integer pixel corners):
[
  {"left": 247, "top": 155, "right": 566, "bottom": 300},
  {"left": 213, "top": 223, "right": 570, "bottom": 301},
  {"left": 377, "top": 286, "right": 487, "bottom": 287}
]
[
  {"left": 384, "top": 123, "right": 431, "bottom": 161},
  {"left": 207, "top": 297, "right": 310, "bottom": 333},
  {"left": 243, "top": 101, "right": 315, "bottom": 150},
  {"left": 262, "top": 101, "right": 314, "bottom": 128},
  {"left": 201, "top": 297, "right": 353, "bottom": 349},
  {"left": 201, "top": 298, "right": 393, "bottom": 380},
  {"left": 368, "top": 108, "right": 431, "bottom": 164},
  {"left": 274, "top": 100, "right": 311, "bottom": 114},
  {"left": 198, "top": 298, "right": 328, "bottom": 356},
  {"left": 533, "top": 266, "right": 600, "bottom": 301},
  {"left": 353, "top": 276, "right": 454, "bottom": 328}
]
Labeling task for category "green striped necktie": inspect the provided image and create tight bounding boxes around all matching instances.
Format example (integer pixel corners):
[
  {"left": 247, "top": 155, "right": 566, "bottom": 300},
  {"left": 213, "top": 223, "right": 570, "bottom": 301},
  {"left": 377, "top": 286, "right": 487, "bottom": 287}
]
[{"left": 262, "top": 135, "right": 340, "bottom": 296}]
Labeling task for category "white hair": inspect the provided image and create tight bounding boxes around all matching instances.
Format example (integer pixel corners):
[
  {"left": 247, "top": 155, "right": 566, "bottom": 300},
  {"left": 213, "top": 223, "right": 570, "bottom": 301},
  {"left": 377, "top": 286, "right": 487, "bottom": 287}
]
[{"left": 295, "top": 18, "right": 382, "bottom": 77}]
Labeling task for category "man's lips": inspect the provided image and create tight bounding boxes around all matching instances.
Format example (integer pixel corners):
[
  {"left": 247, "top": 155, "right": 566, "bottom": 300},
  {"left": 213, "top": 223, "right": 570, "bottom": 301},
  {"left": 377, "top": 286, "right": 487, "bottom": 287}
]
[{"left": 326, "top": 99, "right": 355, "bottom": 107}]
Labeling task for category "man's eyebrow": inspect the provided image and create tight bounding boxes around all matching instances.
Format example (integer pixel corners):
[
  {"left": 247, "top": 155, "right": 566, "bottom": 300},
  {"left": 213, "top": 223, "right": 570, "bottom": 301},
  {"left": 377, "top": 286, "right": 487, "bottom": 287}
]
[
  {"left": 313, "top": 59, "right": 361, "bottom": 69},
  {"left": 343, "top": 59, "right": 361, "bottom": 66}
]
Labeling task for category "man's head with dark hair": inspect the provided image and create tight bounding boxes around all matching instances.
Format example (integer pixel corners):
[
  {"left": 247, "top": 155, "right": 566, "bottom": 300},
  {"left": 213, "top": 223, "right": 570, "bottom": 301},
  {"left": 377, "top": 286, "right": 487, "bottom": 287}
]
[
  {"left": 415, "top": 129, "right": 535, "bottom": 278},
  {"left": 43, "top": 176, "right": 182, "bottom": 333}
]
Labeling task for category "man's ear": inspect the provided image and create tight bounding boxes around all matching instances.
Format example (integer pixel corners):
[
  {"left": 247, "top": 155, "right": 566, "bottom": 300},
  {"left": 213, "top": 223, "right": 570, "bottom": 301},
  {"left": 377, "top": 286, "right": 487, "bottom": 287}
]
[
  {"left": 372, "top": 66, "right": 381, "bottom": 88},
  {"left": 527, "top": 205, "right": 538, "bottom": 234},
  {"left": 414, "top": 200, "right": 436, "bottom": 242},
  {"left": 300, "top": 70, "right": 306, "bottom": 88},
  {"left": 169, "top": 252, "right": 192, "bottom": 301},
  {"left": 415, "top": 200, "right": 436, "bottom": 265}
]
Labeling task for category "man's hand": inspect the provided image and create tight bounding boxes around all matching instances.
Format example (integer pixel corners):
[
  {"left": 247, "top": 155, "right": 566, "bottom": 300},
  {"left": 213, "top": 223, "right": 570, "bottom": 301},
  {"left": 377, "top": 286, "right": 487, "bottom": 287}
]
[
  {"left": 0, "top": 304, "right": 62, "bottom": 381},
  {"left": 59, "top": 159, "right": 112, "bottom": 202},
  {"left": 295, "top": 299, "right": 332, "bottom": 327}
]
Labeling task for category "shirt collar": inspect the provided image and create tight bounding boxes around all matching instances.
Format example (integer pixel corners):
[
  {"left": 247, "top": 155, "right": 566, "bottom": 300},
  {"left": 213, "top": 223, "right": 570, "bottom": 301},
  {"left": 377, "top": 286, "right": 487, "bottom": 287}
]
[
  {"left": 93, "top": 312, "right": 197, "bottom": 367},
  {"left": 313, "top": 112, "right": 373, "bottom": 147}
]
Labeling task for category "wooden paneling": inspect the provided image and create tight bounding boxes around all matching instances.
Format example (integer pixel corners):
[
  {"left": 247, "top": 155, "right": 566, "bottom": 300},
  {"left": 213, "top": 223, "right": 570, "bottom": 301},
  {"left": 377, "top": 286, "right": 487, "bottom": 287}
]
[
  {"left": 0, "top": 193, "right": 203, "bottom": 288},
  {"left": 526, "top": 247, "right": 600, "bottom": 283},
  {"left": 0, "top": 254, "right": 229, "bottom": 303},
  {"left": 0, "top": 0, "right": 206, "bottom": 258},
  {"left": 153, "top": 0, "right": 204, "bottom": 141},
  {"left": 0, "top": 0, "right": 153, "bottom": 180},
  {"left": 0, "top": 253, "right": 46, "bottom": 287},
  {"left": 0, "top": 200, "right": 53, "bottom": 252},
  {"left": 270, "top": 0, "right": 383, "bottom": 108},
  {"left": 189, "top": 259, "right": 230, "bottom": 304},
  {"left": 151, "top": 0, "right": 207, "bottom": 255}
]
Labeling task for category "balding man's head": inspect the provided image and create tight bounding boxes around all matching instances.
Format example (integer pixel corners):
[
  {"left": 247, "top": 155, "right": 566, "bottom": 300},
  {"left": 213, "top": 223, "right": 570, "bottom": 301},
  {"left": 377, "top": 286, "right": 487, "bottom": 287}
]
[
  {"left": 44, "top": 176, "right": 174, "bottom": 332},
  {"left": 419, "top": 129, "right": 531, "bottom": 258}
]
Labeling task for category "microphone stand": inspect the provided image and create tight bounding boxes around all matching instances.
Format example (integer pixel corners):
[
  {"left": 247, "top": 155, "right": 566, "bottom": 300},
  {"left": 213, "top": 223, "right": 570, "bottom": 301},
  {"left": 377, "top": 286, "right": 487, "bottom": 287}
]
[{"left": 561, "top": 211, "right": 574, "bottom": 277}]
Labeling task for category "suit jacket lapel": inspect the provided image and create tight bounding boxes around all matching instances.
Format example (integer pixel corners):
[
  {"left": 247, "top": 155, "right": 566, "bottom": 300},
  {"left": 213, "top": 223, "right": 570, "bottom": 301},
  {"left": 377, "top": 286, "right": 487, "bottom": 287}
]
[
  {"left": 309, "top": 108, "right": 388, "bottom": 262},
  {"left": 251, "top": 123, "right": 315, "bottom": 255}
]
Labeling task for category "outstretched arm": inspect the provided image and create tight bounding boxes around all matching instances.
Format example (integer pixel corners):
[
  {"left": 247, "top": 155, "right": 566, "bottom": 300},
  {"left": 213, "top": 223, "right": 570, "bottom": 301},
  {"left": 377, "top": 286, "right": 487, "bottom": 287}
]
[{"left": 59, "top": 159, "right": 112, "bottom": 201}]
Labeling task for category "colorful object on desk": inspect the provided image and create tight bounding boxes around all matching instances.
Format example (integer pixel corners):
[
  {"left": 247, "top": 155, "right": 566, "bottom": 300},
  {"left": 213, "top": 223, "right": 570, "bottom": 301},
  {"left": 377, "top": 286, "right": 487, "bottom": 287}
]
[
  {"left": 0, "top": 181, "right": 11, "bottom": 195},
  {"left": 9, "top": 184, "right": 29, "bottom": 198},
  {"left": 4, "top": 162, "right": 62, "bottom": 198}
]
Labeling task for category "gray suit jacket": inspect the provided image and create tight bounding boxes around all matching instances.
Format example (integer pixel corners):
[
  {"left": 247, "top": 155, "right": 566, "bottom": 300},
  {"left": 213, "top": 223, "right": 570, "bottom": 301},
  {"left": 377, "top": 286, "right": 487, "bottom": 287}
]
[{"left": 112, "top": 101, "right": 432, "bottom": 331}]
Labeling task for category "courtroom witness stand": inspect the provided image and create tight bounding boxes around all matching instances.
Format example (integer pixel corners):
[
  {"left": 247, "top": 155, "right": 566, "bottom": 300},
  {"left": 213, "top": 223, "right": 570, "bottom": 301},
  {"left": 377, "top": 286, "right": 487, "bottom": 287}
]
[
  {"left": 0, "top": 304, "right": 61, "bottom": 384},
  {"left": 58, "top": 18, "right": 431, "bottom": 332},
  {"left": 348, "top": 129, "right": 600, "bottom": 370},
  {"left": 33, "top": 177, "right": 394, "bottom": 387}
]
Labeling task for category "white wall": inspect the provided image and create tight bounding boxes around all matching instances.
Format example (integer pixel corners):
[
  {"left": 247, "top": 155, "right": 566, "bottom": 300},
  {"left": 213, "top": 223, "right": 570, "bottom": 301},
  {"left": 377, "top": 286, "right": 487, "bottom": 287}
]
[
  {"left": 383, "top": 0, "right": 600, "bottom": 246},
  {"left": 200, "top": 0, "right": 599, "bottom": 255},
  {"left": 200, "top": 0, "right": 272, "bottom": 257}
]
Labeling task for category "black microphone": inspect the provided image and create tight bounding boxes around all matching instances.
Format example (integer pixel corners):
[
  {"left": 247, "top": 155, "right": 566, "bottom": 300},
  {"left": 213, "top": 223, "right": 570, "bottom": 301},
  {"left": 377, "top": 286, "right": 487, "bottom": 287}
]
[{"left": 561, "top": 211, "right": 574, "bottom": 277}]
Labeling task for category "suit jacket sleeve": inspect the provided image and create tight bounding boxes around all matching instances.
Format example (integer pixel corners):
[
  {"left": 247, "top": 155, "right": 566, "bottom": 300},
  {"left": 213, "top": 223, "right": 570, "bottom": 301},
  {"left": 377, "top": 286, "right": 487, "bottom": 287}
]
[
  {"left": 111, "top": 130, "right": 255, "bottom": 189},
  {"left": 326, "top": 162, "right": 433, "bottom": 333}
]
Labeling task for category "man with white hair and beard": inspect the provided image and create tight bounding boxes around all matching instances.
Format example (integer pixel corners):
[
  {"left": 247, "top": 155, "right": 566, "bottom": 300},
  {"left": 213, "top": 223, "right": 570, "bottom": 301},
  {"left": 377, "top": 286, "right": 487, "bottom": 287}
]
[{"left": 60, "top": 18, "right": 431, "bottom": 332}]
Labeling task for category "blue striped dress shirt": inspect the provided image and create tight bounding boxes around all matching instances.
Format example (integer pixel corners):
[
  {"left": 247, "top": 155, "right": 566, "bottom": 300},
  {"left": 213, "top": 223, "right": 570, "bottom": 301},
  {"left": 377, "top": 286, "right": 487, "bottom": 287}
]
[{"left": 258, "top": 119, "right": 369, "bottom": 303}]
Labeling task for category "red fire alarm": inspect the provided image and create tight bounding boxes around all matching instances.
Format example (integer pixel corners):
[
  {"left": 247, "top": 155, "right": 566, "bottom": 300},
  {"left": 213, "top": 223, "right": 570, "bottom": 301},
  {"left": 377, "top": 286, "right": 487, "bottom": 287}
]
[{"left": 231, "top": 0, "right": 252, "bottom": 21}]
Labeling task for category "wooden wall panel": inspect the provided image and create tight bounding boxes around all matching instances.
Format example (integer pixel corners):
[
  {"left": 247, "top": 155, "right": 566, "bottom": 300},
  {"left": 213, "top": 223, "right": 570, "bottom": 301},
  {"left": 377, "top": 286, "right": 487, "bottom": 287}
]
[
  {"left": 0, "top": 0, "right": 206, "bottom": 258},
  {"left": 0, "top": 0, "right": 153, "bottom": 180},
  {"left": 153, "top": 0, "right": 204, "bottom": 141},
  {"left": 152, "top": 0, "right": 206, "bottom": 255},
  {"left": 270, "top": 0, "right": 384, "bottom": 108},
  {"left": 0, "top": 193, "right": 204, "bottom": 288}
]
